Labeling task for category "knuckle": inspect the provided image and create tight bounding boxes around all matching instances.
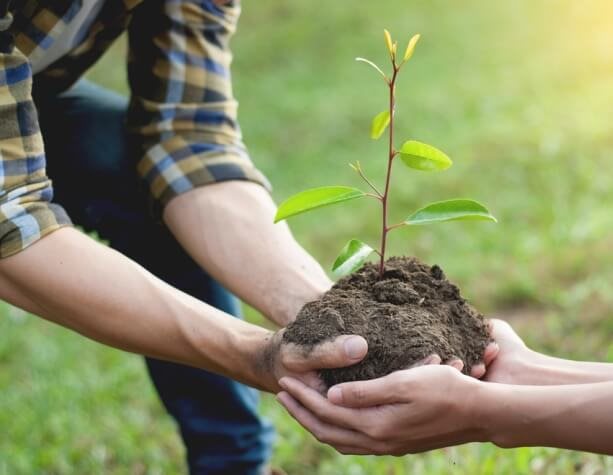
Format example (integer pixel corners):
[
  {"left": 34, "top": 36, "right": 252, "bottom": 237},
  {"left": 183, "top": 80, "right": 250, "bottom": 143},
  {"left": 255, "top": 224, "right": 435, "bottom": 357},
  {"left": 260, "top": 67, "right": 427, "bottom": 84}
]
[
  {"left": 312, "top": 406, "right": 329, "bottom": 422},
  {"left": 280, "top": 346, "right": 307, "bottom": 370},
  {"left": 365, "top": 425, "right": 386, "bottom": 441},
  {"left": 351, "top": 385, "right": 366, "bottom": 402},
  {"left": 390, "top": 382, "right": 409, "bottom": 401},
  {"left": 312, "top": 428, "right": 325, "bottom": 443},
  {"left": 317, "top": 351, "right": 336, "bottom": 367},
  {"left": 386, "top": 378, "right": 410, "bottom": 401},
  {"left": 394, "top": 372, "right": 413, "bottom": 387},
  {"left": 311, "top": 425, "right": 329, "bottom": 444},
  {"left": 310, "top": 344, "right": 336, "bottom": 366},
  {"left": 316, "top": 406, "right": 334, "bottom": 422}
]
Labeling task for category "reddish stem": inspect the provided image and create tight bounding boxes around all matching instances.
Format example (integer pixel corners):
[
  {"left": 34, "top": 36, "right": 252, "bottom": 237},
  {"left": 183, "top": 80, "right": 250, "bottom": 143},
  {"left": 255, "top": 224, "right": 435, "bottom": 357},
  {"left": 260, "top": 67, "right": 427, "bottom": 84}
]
[{"left": 378, "top": 65, "right": 399, "bottom": 278}]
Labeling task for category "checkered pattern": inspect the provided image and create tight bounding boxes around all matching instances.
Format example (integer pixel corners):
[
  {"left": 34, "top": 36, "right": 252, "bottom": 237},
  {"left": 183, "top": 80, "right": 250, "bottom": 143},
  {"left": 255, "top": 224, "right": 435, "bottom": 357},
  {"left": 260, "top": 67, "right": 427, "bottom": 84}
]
[
  {"left": 0, "top": 10, "right": 71, "bottom": 258},
  {"left": 0, "top": 0, "right": 269, "bottom": 258}
]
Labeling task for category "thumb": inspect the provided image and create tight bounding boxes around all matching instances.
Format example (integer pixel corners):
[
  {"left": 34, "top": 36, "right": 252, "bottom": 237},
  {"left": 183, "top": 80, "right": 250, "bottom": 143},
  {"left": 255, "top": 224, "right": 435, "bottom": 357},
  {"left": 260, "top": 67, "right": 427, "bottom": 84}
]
[
  {"left": 281, "top": 335, "right": 368, "bottom": 372},
  {"left": 327, "top": 371, "right": 404, "bottom": 408},
  {"left": 489, "top": 318, "right": 526, "bottom": 347}
]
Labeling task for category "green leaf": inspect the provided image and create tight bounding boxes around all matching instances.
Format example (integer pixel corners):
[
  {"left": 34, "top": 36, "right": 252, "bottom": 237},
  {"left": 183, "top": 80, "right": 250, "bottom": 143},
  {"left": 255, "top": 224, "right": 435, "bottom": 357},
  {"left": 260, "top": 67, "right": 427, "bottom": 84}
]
[
  {"left": 405, "top": 199, "right": 497, "bottom": 225},
  {"left": 398, "top": 140, "right": 453, "bottom": 171},
  {"left": 332, "top": 239, "right": 374, "bottom": 278},
  {"left": 274, "top": 186, "right": 366, "bottom": 223},
  {"left": 371, "top": 111, "right": 391, "bottom": 140}
]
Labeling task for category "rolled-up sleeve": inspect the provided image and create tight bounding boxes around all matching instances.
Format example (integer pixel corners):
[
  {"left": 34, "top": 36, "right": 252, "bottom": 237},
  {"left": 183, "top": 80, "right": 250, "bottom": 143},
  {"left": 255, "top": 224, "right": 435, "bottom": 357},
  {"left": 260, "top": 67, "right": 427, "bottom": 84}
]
[
  {"left": 0, "top": 13, "right": 71, "bottom": 259},
  {"left": 127, "top": 0, "right": 270, "bottom": 216}
]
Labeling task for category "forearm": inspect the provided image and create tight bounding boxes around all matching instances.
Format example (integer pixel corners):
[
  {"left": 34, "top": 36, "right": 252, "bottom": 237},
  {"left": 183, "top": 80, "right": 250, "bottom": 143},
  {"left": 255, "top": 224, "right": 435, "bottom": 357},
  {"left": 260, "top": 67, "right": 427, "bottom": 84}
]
[
  {"left": 479, "top": 380, "right": 613, "bottom": 454},
  {"left": 164, "top": 181, "right": 332, "bottom": 326},
  {"left": 537, "top": 351, "right": 613, "bottom": 383},
  {"left": 0, "top": 227, "right": 275, "bottom": 391},
  {"left": 507, "top": 349, "right": 613, "bottom": 385}
]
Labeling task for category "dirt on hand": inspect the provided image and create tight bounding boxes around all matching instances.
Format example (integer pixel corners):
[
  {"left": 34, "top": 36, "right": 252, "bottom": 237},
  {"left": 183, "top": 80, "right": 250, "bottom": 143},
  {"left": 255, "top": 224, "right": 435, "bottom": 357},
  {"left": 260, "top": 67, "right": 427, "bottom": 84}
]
[{"left": 283, "top": 256, "right": 491, "bottom": 387}]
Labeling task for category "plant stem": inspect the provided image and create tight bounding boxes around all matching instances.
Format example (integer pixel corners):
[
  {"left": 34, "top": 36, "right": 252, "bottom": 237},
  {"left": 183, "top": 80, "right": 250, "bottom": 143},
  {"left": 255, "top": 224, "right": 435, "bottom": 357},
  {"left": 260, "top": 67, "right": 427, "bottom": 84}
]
[
  {"left": 378, "top": 65, "right": 399, "bottom": 278},
  {"left": 387, "top": 222, "right": 406, "bottom": 231},
  {"left": 357, "top": 166, "right": 383, "bottom": 198}
]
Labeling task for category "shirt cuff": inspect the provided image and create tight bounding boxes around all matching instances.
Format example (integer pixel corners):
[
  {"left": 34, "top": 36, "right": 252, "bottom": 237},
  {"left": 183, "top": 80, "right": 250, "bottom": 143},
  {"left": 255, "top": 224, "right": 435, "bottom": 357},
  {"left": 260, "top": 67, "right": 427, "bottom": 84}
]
[
  {"left": 0, "top": 202, "right": 73, "bottom": 258},
  {"left": 137, "top": 137, "right": 272, "bottom": 217}
]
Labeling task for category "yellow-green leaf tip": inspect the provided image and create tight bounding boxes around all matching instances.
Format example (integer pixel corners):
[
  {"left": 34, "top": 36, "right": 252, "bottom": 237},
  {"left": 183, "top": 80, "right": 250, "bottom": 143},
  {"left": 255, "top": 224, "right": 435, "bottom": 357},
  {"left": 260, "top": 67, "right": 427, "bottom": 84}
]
[{"left": 403, "top": 33, "right": 421, "bottom": 62}]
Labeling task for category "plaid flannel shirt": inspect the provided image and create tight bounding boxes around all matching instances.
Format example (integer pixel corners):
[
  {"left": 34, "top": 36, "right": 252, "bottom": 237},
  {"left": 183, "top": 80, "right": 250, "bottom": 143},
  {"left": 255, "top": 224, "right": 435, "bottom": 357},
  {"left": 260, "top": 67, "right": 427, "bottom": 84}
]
[{"left": 0, "top": 0, "right": 269, "bottom": 258}]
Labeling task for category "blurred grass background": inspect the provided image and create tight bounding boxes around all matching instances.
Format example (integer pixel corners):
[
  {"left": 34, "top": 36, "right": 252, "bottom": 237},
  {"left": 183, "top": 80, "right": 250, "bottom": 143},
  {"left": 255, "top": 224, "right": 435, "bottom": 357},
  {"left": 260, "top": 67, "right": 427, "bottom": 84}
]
[{"left": 2, "top": 0, "right": 613, "bottom": 473}]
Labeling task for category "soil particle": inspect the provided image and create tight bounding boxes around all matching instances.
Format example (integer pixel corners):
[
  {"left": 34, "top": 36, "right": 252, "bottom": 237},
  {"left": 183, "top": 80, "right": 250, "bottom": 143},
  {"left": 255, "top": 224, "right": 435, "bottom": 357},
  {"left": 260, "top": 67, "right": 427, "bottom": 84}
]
[{"left": 283, "top": 256, "right": 491, "bottom": 387}]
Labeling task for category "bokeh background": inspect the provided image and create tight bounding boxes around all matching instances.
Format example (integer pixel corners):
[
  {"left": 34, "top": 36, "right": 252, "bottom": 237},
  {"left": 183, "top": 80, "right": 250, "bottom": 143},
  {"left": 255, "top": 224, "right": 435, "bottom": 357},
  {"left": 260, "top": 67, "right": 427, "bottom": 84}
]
[{"left": 2, "top": 0, "right": 613, "bottom": 473}]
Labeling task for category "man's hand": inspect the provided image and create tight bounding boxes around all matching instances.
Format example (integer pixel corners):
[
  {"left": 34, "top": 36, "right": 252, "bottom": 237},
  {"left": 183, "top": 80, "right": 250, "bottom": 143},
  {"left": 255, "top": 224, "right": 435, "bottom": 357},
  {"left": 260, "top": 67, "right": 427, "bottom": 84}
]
[
  {"left": 276, "top": 364, "right": 486, "bottom": 455},
  {"left": 258, "top": 331, "right": 369, "bottom": 393}
]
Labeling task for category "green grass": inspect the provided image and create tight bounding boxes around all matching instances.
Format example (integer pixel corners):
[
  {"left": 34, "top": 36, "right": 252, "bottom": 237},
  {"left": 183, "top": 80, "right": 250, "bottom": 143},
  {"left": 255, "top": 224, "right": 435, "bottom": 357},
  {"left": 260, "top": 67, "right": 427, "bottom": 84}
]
[{"left": 2, "top": 0, "right": 613, "bottom": 472}]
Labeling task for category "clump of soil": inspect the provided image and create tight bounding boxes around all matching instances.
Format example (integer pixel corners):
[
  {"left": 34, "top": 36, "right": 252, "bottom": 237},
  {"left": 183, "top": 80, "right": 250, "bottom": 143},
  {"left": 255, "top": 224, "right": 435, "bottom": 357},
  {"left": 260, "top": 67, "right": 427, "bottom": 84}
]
[{"left": 283, "top": 256, "right": 491, "bottom": 387}]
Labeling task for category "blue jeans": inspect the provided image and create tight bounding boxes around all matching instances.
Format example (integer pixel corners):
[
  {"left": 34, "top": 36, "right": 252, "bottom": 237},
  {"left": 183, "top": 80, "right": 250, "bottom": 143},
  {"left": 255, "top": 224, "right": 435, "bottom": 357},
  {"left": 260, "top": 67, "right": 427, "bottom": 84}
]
[{"left": 34, "top": 80, "right": 275, "bottom": 475}]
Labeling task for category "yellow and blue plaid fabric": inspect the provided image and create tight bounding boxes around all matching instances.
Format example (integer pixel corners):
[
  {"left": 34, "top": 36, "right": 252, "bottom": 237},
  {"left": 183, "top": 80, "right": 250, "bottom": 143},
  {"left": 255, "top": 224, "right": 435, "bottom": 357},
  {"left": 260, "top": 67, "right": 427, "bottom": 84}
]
[{"left": 0, "top": 0, "right": 269, "bottom": 258}]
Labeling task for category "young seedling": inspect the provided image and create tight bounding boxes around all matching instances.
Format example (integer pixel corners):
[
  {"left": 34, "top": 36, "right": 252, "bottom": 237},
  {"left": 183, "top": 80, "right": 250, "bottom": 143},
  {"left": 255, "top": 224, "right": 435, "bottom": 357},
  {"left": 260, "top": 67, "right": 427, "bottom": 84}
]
[{"left": 275, "top": 30, "right": 497, "bottom": 279}]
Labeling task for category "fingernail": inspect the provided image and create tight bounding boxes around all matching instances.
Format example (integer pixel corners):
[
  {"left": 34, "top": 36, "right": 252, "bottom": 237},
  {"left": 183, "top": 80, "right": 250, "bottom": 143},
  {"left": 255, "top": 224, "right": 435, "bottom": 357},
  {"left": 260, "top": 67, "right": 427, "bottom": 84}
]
[
  {"left": 426, "top": 354, "right": 441, "bottom": 365},
  {"left": 327, "top": 386, "right": 343, "bottom": 404},
  {"left": 278, "top": 378, "right": 288, "bottom": 390},
  {"left": 343, "top": 336, "right": 367, "bottom": 359}
]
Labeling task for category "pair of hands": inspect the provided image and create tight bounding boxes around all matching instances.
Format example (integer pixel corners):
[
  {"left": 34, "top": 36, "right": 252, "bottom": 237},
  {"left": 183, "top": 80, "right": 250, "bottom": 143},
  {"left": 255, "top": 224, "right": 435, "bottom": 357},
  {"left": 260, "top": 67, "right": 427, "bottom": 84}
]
[{"left": 270, "top": 319, "right": 530, "bottom": 455}]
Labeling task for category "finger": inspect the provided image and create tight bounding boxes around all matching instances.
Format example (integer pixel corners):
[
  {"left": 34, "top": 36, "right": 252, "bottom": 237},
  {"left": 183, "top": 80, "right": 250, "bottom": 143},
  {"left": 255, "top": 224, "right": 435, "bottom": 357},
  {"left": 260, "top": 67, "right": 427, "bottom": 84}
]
[
  {"left": 327, "top": 371, "right": 406, "bottom": 408},
  {"left": 483, "top": 342, "right": 500, "bottom": 366},
  {"left": 469, "top": 341, "right": 499, "bottom": 379},
  {"left": 334, "top": 445, "right": 374, "bottom": 456},
  {"left": 281, "top": 335, "right": 367, "bottom": 372},
  {"left": 276, "top": 392, "right": 377, "bottom": 451},
  {"left": 408, "top": 354, "right": 442, "bottom": 369},
  {"left": 469, "top": 363, "right": 486, "bottom": 379},
  {"left": 300, "top": 372, "right": 327, "bottom": 394},
  {"left": 445, "top": 358, "right": 464, "bottom": 372},
  {"left": 279, "top": 377, "right": 362, "bottom": 429}
]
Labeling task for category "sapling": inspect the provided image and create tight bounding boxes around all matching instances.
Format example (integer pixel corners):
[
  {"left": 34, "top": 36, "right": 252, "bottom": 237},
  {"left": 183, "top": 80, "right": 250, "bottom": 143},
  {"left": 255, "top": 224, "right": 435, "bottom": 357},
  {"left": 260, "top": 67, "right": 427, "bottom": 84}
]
[{"left": 274, "top": 30, "right": 496, "bottom": 278}]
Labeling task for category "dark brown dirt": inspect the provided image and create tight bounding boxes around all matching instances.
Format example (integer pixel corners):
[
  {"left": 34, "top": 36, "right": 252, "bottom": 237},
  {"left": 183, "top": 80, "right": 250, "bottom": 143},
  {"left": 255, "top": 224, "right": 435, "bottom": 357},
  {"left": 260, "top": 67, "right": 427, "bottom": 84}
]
[{"left": 283, "top": 256, "right": 491, "bottom": 387}]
